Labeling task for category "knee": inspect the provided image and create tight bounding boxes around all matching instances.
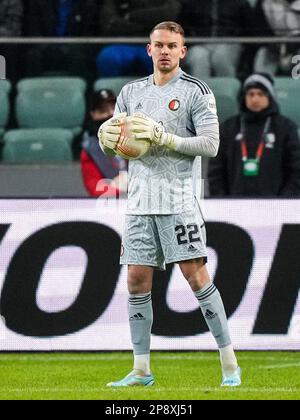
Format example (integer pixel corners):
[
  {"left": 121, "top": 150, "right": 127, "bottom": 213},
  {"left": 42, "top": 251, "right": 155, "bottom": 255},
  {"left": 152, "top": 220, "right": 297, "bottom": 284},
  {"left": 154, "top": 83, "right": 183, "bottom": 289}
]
[
  {"left": 181, "top": 260, "right": 211, "bottom": 292},
  {"left": 186, "top": 274, "right": 210, "bottom": 292},
  {"left": 127, "top": 266, "right": 153, "bottom": 294}
]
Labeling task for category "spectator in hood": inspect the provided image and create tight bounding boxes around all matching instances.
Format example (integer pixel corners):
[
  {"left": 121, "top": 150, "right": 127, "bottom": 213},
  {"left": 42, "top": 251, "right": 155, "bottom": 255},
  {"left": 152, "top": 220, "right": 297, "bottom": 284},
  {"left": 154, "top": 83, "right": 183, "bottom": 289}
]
[{"left": 208, "top": 73, "right": 300, "bottom": 197}]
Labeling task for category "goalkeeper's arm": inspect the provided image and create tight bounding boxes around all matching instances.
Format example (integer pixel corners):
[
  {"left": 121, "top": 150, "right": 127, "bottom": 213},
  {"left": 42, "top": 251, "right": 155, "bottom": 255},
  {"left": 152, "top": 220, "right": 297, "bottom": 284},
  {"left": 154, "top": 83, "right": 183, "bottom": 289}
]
[
  {"left": 129, "top": 114, "right": 220, "bottom": 158},
  {"left": 167, "top": 124, "right": 220, "bottom": 158}
]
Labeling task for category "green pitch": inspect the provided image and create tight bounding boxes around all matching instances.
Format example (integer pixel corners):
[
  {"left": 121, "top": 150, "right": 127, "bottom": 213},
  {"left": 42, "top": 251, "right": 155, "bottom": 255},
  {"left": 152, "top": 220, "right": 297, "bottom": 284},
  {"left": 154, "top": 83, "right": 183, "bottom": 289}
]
[{"left": 0, "top": 352, "right": 299, "bottom": 400}]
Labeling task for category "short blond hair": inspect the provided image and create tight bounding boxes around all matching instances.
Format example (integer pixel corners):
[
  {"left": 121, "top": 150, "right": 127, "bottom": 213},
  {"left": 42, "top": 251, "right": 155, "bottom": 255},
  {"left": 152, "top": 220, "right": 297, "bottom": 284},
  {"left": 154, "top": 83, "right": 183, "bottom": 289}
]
[{"left": 150, "top": 22, "right": 185, "bottom": 44}]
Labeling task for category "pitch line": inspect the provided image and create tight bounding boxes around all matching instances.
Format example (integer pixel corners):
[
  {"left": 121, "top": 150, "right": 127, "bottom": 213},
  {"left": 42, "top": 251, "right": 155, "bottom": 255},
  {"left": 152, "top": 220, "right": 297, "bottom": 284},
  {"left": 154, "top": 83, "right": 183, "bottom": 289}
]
[
  {"left": 0, "top": 387, "right": 298, "bottom": 394},
  {"left": 0, "top": 354, "right": 298, "bottom": 362},
  {"left": 259, "top": 362, "right": 300, "bottom": 369}
]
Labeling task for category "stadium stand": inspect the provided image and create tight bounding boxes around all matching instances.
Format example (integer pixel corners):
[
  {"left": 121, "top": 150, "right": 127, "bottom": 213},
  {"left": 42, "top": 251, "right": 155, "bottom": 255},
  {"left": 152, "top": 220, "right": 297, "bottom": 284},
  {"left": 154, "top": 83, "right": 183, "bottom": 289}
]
[
  {"left": 275, "top": 77, "right": 300, "bottom": 126},
  {"left": 16, "top": 77, "right": 87, "bottom": 136},
  {"left": 204, "top": 77, "right": 241, "bottom": 124},
  {"left": 2, "top": 129, "right": 73, "bottom": 164},
  {"left": 0, "top": 80, "right": 11, "bottom": 139},
  {"left": 94, "top": 77, "right": 136, "bottom": 96}
]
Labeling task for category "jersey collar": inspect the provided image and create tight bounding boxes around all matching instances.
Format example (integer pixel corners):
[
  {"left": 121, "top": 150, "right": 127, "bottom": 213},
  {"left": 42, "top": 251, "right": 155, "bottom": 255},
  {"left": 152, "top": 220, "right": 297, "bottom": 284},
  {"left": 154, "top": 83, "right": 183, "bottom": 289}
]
[{"left": 148, "top": 68, "right": 184, "bottom": 87}]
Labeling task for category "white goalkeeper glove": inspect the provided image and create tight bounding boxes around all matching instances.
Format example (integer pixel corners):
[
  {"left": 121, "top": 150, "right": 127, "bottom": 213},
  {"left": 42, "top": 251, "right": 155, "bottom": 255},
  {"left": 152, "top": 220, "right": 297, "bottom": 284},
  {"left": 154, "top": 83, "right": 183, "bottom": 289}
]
[
  {"left": 98, "top": 113, "right": 127, "bottom": 152},
  {"left": 128, "top": 113, "right": 177, "bottom": 150}
]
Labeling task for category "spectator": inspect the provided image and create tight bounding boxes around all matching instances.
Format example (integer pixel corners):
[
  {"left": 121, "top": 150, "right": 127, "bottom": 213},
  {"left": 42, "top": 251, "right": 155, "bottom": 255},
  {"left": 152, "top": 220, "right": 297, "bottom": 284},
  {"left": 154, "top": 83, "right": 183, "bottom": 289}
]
[
  {"left": 80, "top": 89, "right": 128, "bottom": 197},
  {"left": 96, "top": 0, "right": 180, "bottom": 77},
  {"left": 24, "top": 0, "right": 100, "bottom": 80},
  {"left": 179, "top": 0, "right": 254, "bottom": 78},
  {"left": 208, "top": 73, "right": 300, "bottom": 197},
  {"left": 0, "top": 0, "right": 23, "bottom": 36},
  {"left": 0, "top": 0, "right": 23, "bottom": 82},
  {"left": 254, "top": 0, "right": 300, "bottom": 76}
]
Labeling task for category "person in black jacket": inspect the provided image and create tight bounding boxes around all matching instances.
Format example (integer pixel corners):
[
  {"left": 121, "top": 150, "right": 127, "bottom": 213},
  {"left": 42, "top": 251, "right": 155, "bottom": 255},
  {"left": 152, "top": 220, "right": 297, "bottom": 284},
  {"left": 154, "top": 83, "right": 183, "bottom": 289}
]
[
  {"left": 208, "top": 73, "right": 300, "bottom": 197},
  {"left": 179, "top": 0, "right": 254, "bottom": 78},
  {"left": 24, "top": 0, "right": 100, "bottom": 79}
]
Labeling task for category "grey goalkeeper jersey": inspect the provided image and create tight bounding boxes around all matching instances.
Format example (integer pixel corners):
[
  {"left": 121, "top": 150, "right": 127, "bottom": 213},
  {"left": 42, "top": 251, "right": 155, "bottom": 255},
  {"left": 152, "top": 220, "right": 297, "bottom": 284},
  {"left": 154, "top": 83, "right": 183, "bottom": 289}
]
[{"left": 115, "top": 69, "right": 219, "bottom": 215}]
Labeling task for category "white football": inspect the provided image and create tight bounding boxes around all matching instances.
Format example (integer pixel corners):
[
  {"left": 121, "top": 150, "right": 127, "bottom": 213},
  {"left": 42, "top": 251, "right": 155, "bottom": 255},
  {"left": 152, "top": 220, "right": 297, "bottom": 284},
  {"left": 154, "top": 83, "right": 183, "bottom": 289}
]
[{"left": 115, "top": 136, "right": 151, "bottom": 160}]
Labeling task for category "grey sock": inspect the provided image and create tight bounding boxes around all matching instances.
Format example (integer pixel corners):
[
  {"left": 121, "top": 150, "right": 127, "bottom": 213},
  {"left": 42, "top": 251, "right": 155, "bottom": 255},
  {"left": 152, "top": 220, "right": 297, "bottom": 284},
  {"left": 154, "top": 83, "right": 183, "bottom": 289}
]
[
  {"left": 128, "top": 292, "right": 153, "bottom": 356},
  {"left": 195, "top": 283, "right": 231, "bottom": 349}
]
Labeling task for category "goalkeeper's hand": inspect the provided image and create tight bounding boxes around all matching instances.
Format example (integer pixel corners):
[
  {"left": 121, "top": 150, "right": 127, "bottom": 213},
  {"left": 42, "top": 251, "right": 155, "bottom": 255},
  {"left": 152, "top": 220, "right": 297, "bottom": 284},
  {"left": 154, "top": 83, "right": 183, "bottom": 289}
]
[
  {"left": 128, "top": 113, "right": 177, "bottom": 150},
  {"left": 98, "top": 113, "right": 127, "bottom": 151}
]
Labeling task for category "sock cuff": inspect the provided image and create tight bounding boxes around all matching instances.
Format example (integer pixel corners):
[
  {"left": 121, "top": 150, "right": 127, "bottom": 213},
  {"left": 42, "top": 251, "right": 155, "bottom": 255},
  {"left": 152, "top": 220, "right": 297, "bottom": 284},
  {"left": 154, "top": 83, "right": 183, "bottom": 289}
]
[
  {"left": 194, "top": 283, "right": 217, "bottom": 301},
  {"left": 129, "top": 292, "right": 152, "bottom": 306}
]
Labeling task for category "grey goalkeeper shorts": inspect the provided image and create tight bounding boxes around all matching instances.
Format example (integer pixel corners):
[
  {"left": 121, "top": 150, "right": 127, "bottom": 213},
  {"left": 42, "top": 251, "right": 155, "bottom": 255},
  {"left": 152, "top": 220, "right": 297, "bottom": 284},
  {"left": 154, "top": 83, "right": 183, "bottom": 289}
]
[{"left": 120, "top": 207, "right": 207, "bottom": 271}]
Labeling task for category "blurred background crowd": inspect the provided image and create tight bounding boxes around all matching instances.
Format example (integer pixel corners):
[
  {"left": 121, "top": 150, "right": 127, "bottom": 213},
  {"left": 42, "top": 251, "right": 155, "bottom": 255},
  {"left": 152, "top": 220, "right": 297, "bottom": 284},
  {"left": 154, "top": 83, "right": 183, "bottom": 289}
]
[{"left": 1, "top": 0, "right": 300, "bottom": 197}]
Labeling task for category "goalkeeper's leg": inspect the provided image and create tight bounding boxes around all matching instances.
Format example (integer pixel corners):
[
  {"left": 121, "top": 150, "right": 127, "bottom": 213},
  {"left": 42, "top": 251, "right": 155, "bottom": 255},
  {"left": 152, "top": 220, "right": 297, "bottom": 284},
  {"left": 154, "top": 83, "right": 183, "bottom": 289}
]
[
  {"left": 180, "top": 258, "right": 241, "bottom": 387},
  {"left": 107, "top": 265, "right": 155, "bottom": 387}
]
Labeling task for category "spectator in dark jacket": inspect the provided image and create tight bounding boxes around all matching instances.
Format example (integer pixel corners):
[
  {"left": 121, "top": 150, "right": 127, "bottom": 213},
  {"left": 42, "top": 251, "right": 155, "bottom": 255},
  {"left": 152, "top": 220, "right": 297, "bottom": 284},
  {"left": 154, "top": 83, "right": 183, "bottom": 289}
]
[
  {"left": 96, "top": 0, "right": 180, "bottom": 77},
  {"left": 208, "top": 73, "right": 300, "bottom": 197},
  {"left": 80, "top": 90, "right": 128, "bottom": 198},
  {"left": 0, "top": 0, "right": 23, "bottom": 36},
  {"left": 179, "top": 0, "right": 254, "bottom": 77},
  {"left": 0, "top": 0, "right": 23, "bottom": 82},
  {"left": 24, "top": 0, "right": 100, "bottom": 79}
]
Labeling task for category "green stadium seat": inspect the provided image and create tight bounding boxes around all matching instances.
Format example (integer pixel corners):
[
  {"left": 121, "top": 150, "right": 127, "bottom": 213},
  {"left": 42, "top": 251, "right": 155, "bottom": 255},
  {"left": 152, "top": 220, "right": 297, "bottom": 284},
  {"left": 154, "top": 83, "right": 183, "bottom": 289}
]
[
  {"left": 204, "top": 77, "right": 241, "bottom": 124},
  {"left": 17, "top": 77, "right": 86, "bottom": 93},
  {"left": 0, "top": 80, "right": 11, "bottom": 136},
  {"left": 94, "top": 77, "right": 136, "bottom": 96},
  {"left": 3, "top": 129, "right": 73, "bottom": 164},
  {"left": 16, "top": 77, "right": 87, "bottom": 135},
  {"left": 275, "top": 77, "right": 300, "bottom": 126}
]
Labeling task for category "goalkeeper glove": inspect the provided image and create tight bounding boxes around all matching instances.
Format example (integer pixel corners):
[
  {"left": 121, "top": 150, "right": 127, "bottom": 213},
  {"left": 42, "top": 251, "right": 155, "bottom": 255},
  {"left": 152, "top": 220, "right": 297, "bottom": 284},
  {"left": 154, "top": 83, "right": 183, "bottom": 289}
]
[
  {"left": 128, "top": 113, "right": 177, "bottom": 150},
  {"left": 98, "top": 113, "right": 127, "bottom": 151}
]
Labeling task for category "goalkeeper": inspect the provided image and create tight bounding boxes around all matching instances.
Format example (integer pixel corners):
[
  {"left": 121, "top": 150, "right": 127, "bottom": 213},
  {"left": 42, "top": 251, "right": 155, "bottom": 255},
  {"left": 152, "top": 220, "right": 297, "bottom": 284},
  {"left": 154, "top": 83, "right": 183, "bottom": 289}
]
[{"left": 99, "top": 21, "right": 241, "bottom": 388}]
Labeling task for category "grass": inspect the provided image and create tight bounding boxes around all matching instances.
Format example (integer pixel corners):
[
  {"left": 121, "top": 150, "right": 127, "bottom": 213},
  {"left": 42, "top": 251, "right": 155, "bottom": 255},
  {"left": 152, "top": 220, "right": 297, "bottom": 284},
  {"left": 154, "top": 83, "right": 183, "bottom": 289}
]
[{"left": 0, "top": 352, "right": 299, "bottom": 400}]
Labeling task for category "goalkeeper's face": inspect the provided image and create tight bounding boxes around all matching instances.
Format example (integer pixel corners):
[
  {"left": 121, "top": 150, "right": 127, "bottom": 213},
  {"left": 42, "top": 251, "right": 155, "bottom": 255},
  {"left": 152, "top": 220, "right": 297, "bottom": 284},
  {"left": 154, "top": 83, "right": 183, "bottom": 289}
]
[{"left": 148, "top": 30, "right": 187, "bottom": 74}]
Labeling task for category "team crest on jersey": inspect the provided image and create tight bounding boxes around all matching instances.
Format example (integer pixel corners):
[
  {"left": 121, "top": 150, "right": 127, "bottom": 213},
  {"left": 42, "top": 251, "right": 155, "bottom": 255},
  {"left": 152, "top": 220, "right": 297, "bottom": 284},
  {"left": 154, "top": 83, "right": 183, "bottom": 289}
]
[{"left": 169, "top": 99, "right": 180, "bottom": 111}]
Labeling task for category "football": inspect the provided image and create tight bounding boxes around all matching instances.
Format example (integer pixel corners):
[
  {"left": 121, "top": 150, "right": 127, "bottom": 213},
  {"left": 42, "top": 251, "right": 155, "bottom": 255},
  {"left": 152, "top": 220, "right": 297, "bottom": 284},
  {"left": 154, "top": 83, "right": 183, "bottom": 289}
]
[{"left": 115, "top": 134, "right": 151, "bottom": 160}]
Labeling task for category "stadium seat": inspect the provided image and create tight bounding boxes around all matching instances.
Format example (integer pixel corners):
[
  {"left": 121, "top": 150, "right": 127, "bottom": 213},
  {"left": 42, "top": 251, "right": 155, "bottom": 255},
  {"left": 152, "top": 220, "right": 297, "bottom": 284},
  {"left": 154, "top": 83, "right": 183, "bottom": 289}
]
[
  {"left": 2, "top": 129, "right": 73, "bottom": 164},
  {"left": 275, "top": 77, "right": 300, "bottom": 126},
  {"left": 0, "top": 80, "right": 11, "bottom": 138},
  {"left": 17, "top": 77, "right": 86, "bottom": 93},
  {"left": 16, "top": 77, "right": 87, "bottom": 136},
  {"left": 94, "top": 77, "right": 136, "bottom": 96},
  {"left": 204, "top": 77, "right": 241, "bottom": 124}
]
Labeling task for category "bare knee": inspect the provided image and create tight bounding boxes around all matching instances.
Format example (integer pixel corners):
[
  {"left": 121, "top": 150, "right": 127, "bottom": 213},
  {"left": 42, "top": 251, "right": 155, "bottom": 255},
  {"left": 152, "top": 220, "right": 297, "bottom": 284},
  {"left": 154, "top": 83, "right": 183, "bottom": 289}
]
[
  {"left": 179, "top": 258, "right": 211, "bottom": 292},
  {"left": 127, "top": 265, "right": 153, "bottom": 294}
]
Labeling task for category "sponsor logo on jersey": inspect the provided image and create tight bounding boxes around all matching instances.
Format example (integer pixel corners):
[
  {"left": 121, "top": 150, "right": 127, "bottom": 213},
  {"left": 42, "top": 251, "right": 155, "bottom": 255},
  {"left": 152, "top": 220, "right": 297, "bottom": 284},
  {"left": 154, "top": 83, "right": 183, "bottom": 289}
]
[{"left": 169, "top": 99, "right": 180, "bottom": 111}]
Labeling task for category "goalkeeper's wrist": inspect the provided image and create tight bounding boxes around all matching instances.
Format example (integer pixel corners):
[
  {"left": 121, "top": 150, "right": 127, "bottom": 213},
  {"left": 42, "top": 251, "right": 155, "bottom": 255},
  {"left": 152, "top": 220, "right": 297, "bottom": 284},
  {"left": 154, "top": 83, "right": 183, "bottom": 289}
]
[{"left": 161, "top": 133, "right": 181, "bottom": 151}]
